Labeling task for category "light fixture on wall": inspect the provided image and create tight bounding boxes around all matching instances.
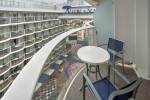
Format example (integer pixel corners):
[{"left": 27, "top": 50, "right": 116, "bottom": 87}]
[{"left": 85, "top": 0, "right": 105, "bottom": 7}]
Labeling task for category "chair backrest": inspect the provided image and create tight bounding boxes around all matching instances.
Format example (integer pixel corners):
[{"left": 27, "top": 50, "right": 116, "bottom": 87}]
[
  {"left": 108, "top": 38, "right": 124, "bottom": 52},
  {"left": 109, "top": 77, "right": 143, "bottom": 100}
]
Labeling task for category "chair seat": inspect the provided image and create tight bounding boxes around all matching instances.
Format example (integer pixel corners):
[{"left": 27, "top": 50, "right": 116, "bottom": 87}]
[
  {"left": 93, "top": 78, "right": 117, "bottom": 100},
  {"left": 109, "top": 52, "right": 122, "bottom": 61}
]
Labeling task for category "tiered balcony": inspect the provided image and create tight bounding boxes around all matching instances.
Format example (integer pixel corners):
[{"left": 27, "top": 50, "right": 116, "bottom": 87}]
[
  {"left": 0, "top": 47, "right": 10, "bottom": 57},
  {"left": 1, "top": 26, "right": 96, "bottom": 100},
  {"left": 11, "top": 55, "right": 24, "bottom": 67},
  {"left": 11, "top": 43, "right": 24, "bottom": 52}
]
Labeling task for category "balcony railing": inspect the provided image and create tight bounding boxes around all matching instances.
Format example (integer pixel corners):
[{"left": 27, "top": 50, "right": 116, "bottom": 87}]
[
  {"left": 0, "top": 33, "right": 10, "bottom": 41},
  {"left": 2, "top": 26, "right": 96, "bottom": 100},
  {"left": 11, "top": 55, "right": 24, "bottom": 67},
  {"left": 11, "top": 30, "right": 24, "bottom": 38},
  {"left": 11, "top": 42, "right": 24, "bottom": 52},
  {"left": 0, "top": 47, "right": 10, "bottom": 57}
]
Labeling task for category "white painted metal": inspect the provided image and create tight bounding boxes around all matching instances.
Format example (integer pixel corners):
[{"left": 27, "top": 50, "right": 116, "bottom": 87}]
[{"left": 2, "top": 26, "right": 95, "bottom": 100}]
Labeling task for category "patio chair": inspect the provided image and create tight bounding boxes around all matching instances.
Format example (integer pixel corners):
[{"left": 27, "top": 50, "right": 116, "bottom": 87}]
[
  {"left": 83, "top": 67, "right": 143, "bottom": 100},
  {"left": 99, "top": 38, "right": 125, "bottom": 73}
]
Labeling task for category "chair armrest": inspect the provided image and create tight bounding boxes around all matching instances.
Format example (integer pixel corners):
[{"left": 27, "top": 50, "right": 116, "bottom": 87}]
[
  {"left": 110, "top": 67, "right": 130, "bottom": 84},
  {"left": 108, "top": 77, "right": 143, "bottom": 100},
  {"left": 83, "top": 73, "right": 102, "bottom": 100}
]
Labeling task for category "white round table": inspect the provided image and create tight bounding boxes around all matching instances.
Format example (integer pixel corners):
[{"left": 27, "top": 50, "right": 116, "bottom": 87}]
[
  {"left": 77, "top": 46, "right": 110, "bottom": 79},
  {"left": 77, "top": 46, "right": 110, "bottom": 65}
]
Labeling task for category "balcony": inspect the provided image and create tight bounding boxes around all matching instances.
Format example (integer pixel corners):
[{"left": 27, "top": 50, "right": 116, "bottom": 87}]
[
  {"left": 11, "top": 55, "right": 24, "bottom": 67},
  {"left": 0, "top": 33, "right": 10, "bottom": 41},
  {"left": 43, "top": 17, "right": 49, "bottom": 20},
  {"left": 10, "top": 17, "right": 21, "bottom": 23},
  {"left": 0, "top": 17, "right": 9, "bottom": 24},
  {"left": 35, "top": 36, "right": 42, "bottom": 42},
  {"left": 35, "top": 16, "right": 42, "bottom": 21},
  {"left": 0, "top": 62, "right": 10, "bottom": 75},
  {"left": 25, "top": 50, "right": 34, "bottom": 59},
  {"left": 0, "top": 79, "right": 11, "bottom": 92},
  {"left": 10, "top": 30, "right": 24, "bottom": 38},
  {"left": 43, "top": 34, "right": 49, "bottom": 39},
  {"left": 0, "top": 47, "right": 10, "bottom": 57},
  {"left": 11, "top": 43, "right": 24, "bottom": 52},
  {"left": 43, "top": 26, "right": 48, "bottom": 29},
  {"left": 25, "top": 28, "right": 34, "bottom": 34},
  {"left": 35, "top": 27, "right": 42, "bottom": 32},
  {"left": 25, "top": 39, "right": 34, "bottom": 47},
  {"left": 24, "top": 17, "right": 34, "bottom": 22}
]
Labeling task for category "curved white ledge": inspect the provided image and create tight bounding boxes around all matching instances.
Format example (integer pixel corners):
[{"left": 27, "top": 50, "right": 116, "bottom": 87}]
[{"left": 2, "top": 26, "right": 95, "bottom": 100}]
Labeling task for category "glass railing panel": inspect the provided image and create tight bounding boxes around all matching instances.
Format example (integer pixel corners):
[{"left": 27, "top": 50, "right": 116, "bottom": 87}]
[
  {"left": 0, "top": 47, "right": 10, "bottom": 57},
  {"left": 10, "top": 17, "right": 21, "bottom": 23},
  {"left": 2, "top": 26, "right": 96, "bottom": 100},
  {"left": 43, "top": 17, "right": 49, "bottom": 20},
  {"left": 11, "top": 30, "right": 24, "bottom": 38},
  {"left": 0, "top": 17, "right": 9, "bottom": 24},
  {"left": 25, "top": 17, "right": 34, "bottom": 22},
  {"left": 43, "top": 33, "right": 49, "bottom": 39},
  {"left": 0, "top": 61, "right": 10, "bottom": 75},
  {"left": 34, "top": 27, "right": 42, "bottom": 32},
  {"left": 11, "top": 55, "right": 24, "bottom": 66},
  {"left": 0, "top": 79, "right": 11, "bottom": 92},
  {"left": 11, "top": 42, "right": 24, "bottom": 52},
  {"left": 35, "top": 36, "right": 42, "bottom": 42},
  {"left": 0, "top": 32, "right": 10, "bottom": 41},
  {"left": 25, "top": 50, "right": 34, "bottom": 59},
  {"left": 25, "top": 28, "right": 34, "bottom": 34},
  {"left": 43, "top": 26, "right": 48, "bottom": 29}
]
